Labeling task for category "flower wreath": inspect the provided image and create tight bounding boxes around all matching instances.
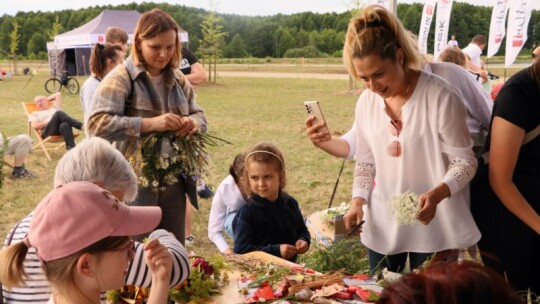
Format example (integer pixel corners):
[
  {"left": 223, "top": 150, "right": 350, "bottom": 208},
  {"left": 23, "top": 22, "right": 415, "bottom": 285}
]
[{"left": 129, "top": 131, "right": 231, "bottom": 192}]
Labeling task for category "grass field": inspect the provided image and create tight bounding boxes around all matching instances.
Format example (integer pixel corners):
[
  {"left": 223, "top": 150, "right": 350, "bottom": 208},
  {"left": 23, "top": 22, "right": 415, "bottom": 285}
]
[{"left": 0, "top": 67, "right": 360, "bottom": 257}]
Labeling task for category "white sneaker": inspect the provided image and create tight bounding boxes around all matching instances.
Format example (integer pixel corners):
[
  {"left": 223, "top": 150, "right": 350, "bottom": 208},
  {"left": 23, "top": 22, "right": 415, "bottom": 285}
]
[{"left": 185, "top": 235, "right": 195, "bottom": 247}]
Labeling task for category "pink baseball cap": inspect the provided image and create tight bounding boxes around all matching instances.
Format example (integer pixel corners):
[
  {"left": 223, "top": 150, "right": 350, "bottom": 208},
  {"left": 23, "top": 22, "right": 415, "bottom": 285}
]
[{"left": 27, "top": 181, "right": 162, "bottom": 262}]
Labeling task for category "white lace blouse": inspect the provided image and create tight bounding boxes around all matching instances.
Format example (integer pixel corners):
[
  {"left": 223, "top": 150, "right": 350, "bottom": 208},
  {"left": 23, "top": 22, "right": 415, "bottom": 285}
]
[{"left": 352, "top": 70, "right": 480, "bottom": 254}]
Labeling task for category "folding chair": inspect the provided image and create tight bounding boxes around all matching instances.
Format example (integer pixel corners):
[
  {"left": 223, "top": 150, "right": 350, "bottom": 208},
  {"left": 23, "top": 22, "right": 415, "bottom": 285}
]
[
  {"left": 22, "top": 102, "right": 74, "bottom": 161},
  {"left": 1, "top": 159, "right": 13, "bottom": 169}
]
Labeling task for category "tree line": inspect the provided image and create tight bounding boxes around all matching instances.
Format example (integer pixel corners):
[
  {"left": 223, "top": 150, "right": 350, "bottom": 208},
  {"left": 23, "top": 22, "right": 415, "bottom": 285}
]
[{"left": 0, "top": 1, "right": 539, "bottom": 60}]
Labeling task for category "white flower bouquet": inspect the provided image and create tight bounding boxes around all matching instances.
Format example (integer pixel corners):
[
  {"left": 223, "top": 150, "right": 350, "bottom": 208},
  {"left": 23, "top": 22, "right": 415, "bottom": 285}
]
[
  {"left": 388, "top": 190, "right": 419, "bottom": 225},
  {"left": 129, "top": 131, "right": 231, "bottom": 192}
]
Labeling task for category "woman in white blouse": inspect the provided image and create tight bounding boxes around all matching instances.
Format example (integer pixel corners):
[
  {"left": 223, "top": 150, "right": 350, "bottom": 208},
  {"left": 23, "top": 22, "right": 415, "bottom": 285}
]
[
  {"left": 312, "top": 5, "right": 480, "bottom": 272},
  {"left": 208, "top": 153, "right": 246, "bottom": 254}
]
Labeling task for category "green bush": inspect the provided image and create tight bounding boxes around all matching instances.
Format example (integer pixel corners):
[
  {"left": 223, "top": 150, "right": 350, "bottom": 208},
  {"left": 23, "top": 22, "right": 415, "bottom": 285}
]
[
  {"left": 283, "top": 46, "right": 328, "bottom": 58},
  {"left": 298, "top": 238, "right": 370, "bottom": 274}
]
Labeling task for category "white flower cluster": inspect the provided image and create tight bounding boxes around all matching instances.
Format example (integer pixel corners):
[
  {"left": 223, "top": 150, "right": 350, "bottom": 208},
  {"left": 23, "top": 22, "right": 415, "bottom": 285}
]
[
  {"left": 388, "top": 190, "right": 419, "bottom": 226},
  {"left": 319, "top": 202, "right": 350, "bottom": 223}
]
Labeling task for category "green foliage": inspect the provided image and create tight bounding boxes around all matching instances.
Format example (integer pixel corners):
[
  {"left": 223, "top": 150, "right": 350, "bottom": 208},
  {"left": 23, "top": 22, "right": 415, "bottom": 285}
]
[
  {"left": 9, "top": 20, "right": 19, "bottom": 56},
  {"left": 27, "top": 32, "right": 47, "bottom": 57},
  {"left": 297, "top": 239, "right": 370, "bottom": 274},
  {"left": 200, "top": 9, "right": 228, "bottom": 55},
  {"left": 3, "top": 2, "right": 539, "bottom": 59},
  {"left": 0, "top": 133, "right": 8, "bottom": 190},
  {"left": 47, "top": 16, "right": 62, "bottom": 41},
  {"left": 224, "top": 34, "right": 248, "bottom": 58},
  {"left": 283, "top": 45, "right": 328, "bottom": 58},
  {"left": 274, "top": 27, "right": 296, "bottom": 57}
]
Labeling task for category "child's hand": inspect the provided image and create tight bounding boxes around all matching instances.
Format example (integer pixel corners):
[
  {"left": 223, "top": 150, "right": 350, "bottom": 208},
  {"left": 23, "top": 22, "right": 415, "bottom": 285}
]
[
  {"left": 144, "top": 239, "right": 173, "bottom": 282},
  {"left": 295, "top": 239, "right": 309, "bottom": 254},
  {"left": 279, "top": 244, "right": 298, "bottom": 260}
]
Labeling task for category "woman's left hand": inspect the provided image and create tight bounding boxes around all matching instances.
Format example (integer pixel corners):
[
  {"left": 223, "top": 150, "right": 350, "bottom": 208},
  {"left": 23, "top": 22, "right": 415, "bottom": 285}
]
[
  {"left": 176, "top": 116, "right": 199, "bottom": 137},
  {"left": 417, "top": 194, "right": 438, "bottom": 225},
  {"left": 417, "top": 183, "right": 450, "bottom": 225}
]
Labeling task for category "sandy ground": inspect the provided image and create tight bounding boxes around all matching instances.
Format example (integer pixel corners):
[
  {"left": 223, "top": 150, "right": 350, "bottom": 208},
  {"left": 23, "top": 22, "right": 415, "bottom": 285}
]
[{"left": 217, "top": 71, "right": 350, "bottom": 80}]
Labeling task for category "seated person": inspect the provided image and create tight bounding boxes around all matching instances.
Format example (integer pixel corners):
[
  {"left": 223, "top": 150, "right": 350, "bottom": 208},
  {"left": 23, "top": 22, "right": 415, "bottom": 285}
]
[
  {"left": 29, "top": 92, "right": 82, "bottom": 150},
  {"left": 2, "top": 137, "right": 189, "bottom": 303},
  {"left": 377, "top": 260, "right": 523, "bottom": 304},
  {"left": 208, "top": 153, "right": 247, "bottom": 254},
  {"left": 0, "top": 181, "right": 172, "bottom": 304},
  {"left": 0, "top": 132, "right": 34, "bottom": 179},
  {"left": 233, "top": 143, "right": 310, "bottom": 262}
]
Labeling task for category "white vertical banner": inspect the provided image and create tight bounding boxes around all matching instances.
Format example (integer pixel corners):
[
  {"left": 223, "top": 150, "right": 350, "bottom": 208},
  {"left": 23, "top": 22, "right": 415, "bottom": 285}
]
[
  {"left": 418, "top": 0, "right": 437, "bottom": 54},
  {"left": 487, "top": 0, "right": 509, "bottom": 58},
  {"left": 370, "top": 0, "right": 390, "bottom": 10},
  {"left": 433, "top": 0, "right": 454, "bottom": 60},
  {"left": 505, "top": 0, "right": 532, "bottom": 67}
]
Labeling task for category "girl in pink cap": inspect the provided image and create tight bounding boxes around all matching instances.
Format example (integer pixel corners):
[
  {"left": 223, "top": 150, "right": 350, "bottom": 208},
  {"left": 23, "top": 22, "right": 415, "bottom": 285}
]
[{"left": 0, "top": 181, "right": 172, "bottom": 304}]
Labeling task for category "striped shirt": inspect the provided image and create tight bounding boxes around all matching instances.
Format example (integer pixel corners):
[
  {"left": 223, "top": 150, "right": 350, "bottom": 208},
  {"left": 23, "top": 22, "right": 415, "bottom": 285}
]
[{"left": 2, "top": 213, "right": 190, "bottom": 304}]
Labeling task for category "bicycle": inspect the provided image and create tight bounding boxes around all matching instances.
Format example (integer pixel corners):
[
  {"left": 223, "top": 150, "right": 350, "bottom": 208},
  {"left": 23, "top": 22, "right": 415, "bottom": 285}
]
[{"left": 45, "top": 70, "right": 80, "bottom": 94}]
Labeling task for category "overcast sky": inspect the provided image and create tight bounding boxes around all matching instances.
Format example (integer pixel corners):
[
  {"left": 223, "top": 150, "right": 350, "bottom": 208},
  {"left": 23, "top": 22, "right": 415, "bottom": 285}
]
[{"left": 1, "top": 0, "right": 539, "bottom": 17}]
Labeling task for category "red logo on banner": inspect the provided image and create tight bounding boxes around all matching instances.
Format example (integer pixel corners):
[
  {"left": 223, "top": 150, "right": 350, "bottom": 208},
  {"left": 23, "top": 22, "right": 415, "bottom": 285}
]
[
  {"left": 442, "top": 0, "right": 450, "bottom": 4},
  {"left": 427, "top": 5, "right": 434, "bottom": 15},
  {"left": 495, "top": 34, "right": 503, "bottom": 43},
  {"left": 98, "top": 35, "right": 104, "bottom": 43},
  {"left": 512, "top": 35, "right": 523, "bottom": 47}
]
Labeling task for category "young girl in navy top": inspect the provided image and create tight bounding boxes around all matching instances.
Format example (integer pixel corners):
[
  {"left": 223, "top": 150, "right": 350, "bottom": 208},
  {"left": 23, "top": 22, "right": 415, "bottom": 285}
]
[{"left": 232, "top": 142, "right": 310, "bottom": 262}]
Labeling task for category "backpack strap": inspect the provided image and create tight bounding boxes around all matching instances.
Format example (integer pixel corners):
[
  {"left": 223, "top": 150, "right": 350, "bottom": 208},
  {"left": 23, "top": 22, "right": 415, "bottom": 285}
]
[
  {"left": 523, "top": 123, "right": 540, "bottom": 145},
  {"left": 479, "top": 123, "right": 540, "bottom": 166}
]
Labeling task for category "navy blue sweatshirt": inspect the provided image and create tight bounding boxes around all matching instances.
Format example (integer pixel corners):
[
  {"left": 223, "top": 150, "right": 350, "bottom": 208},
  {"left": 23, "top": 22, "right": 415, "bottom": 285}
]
[{"left": 232, "top": 193, "right": 311, "bottom": 262}]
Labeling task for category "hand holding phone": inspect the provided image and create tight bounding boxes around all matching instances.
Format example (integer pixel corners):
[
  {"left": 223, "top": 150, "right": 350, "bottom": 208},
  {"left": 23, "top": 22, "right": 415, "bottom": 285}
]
[
  {"left": 304, "top": 101, "right": 329, "bottom": 134},
  {"left": 346, "top": 220, "right": 365, "bottom": 236}
]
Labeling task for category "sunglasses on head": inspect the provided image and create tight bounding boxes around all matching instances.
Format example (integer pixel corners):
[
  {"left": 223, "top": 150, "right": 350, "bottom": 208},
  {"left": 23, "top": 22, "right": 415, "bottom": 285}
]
[{"left": 387, "top": 119, "right": 403, "bottom": 157}]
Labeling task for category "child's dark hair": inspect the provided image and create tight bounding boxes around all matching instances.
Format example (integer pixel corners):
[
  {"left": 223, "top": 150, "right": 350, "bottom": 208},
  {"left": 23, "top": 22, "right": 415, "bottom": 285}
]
[
  {"left": 229, "top": 153, "right": 245, "bottom": 184},
  {"left": 241, "top": 142, "right": 286, "bottom": 197},
  {"left": 89, "top": 43, "right": 123, "bottom": 80}
]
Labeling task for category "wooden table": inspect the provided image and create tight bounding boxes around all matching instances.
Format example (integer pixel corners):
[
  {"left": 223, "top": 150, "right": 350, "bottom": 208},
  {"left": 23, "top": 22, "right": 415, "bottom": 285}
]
[
  {"left": 201, "top": 270, "right": 244, "bottom": 303},
  {"left": 199, "top": 251, "right": 321, "bottom": 303}
]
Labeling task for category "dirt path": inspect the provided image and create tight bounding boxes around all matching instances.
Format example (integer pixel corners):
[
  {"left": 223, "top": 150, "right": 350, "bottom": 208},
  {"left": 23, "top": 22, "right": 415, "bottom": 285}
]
[{"left": 217, "top": 71, "right": 350, "bottom": 80}]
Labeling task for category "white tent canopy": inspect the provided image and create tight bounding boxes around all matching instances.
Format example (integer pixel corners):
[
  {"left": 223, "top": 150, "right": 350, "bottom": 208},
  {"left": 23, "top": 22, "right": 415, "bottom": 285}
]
[
  {"left": 48, "top": 10, "right": 142, "bottom": 50},
  {"left": 46, "top": 9, "right": 188, "bottom": 76}
]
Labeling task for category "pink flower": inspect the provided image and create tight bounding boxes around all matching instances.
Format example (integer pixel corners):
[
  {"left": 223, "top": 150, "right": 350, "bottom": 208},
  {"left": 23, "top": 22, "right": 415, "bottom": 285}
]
[{"left": 192, "top": 257, "right": 214, "bottom": 275}]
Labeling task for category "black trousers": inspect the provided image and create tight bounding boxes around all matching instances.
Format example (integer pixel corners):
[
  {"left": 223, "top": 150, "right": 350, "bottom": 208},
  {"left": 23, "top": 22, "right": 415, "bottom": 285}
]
[
  {"left": 131, "top": 178, "right": 187, "bottom": 245},
  {"left": 41, "top": 110, "right": 82, "bottom": 149}
]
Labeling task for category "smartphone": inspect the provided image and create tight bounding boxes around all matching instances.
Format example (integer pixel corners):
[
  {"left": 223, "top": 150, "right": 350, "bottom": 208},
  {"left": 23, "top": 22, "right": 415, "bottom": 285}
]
[
  {"left": 346, "top": 220, "right": 365, "bottom": 236},
  {"left": 304, "top": 100, "right": 329, "bottom": 133}
]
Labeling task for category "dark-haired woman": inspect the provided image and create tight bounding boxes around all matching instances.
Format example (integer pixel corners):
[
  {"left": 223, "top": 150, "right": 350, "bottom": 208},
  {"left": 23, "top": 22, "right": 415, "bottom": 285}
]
[{"left": 471, "top": 60, "right": 540, "bottom": 294}]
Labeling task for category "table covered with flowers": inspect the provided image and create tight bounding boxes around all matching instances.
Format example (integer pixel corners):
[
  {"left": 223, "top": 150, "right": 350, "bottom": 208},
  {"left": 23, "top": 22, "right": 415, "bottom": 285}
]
[{"left": 108, "top": 251, "right": 383, "bottom": 304}]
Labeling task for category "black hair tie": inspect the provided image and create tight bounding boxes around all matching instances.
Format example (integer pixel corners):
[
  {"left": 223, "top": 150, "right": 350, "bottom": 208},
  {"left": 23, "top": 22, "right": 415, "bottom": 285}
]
[
  {"left": 366, "top": 20, "right": 383, "bottom": 28},
  {"left": 97, "top": 43, "right": 104, "bottom": 50}
]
